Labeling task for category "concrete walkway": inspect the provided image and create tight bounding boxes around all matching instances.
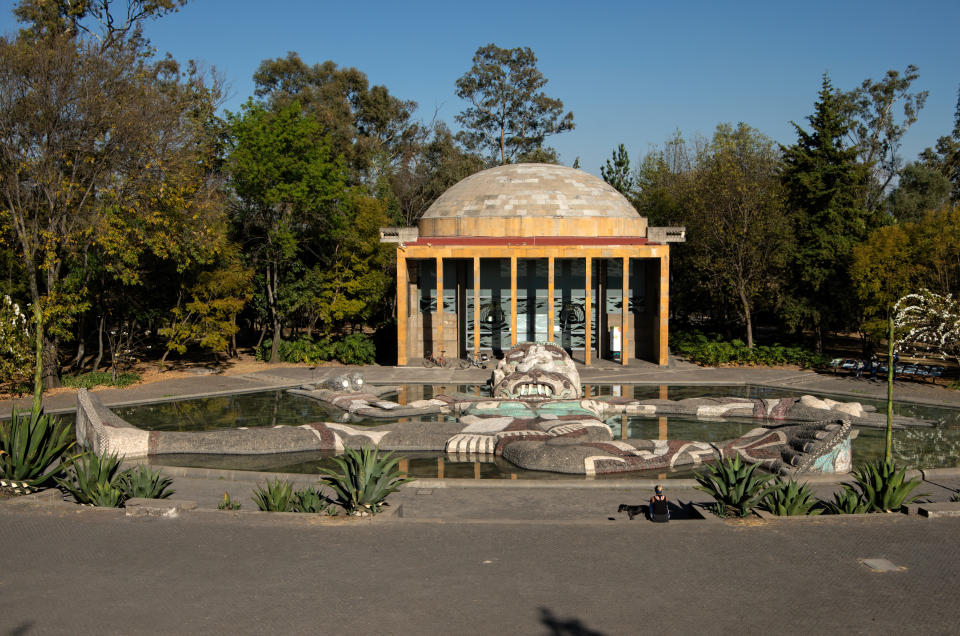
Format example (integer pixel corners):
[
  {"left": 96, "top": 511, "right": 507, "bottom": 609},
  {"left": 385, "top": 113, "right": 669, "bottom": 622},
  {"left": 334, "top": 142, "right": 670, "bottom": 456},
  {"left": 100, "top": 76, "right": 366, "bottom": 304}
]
[{"left": 4, "top": 360, "right": 960, "bottom": 634}]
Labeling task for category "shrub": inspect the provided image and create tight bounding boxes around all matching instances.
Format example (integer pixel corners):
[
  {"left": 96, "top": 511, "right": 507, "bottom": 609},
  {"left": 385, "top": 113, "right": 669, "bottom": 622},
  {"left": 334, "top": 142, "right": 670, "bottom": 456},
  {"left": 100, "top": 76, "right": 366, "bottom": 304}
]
[
  {"left": 762, "top": 478, "right": 822, "bottom": 516},
  {"left": 693, "top": 454, "right": 773, "bottom": 517},
  {"left": 218, "top": 491, "right": 241, "bottom": 510},
  {"left": 252, "top": 478, "right": 295, "bottom": 512},
  {"left": 844, "top": 460, "right": 926, "bottom": 513},
  {"left": 670, "top": 331, "right": 831, "bottom": 369},
  {"left": 0, "top": 406, "right": 75, "bottom": 489},
  {"left": 820, "top": 488, "right": 870, "bottom": 515},
  {"left": 256, "top": 334, "right": 376, "bottom": 365},
  {"left": 292, "top": 486, "right": 336, "bottom": 514},
  {"left": 318, "top": 447, "right": 413, "bottom": 515},
  {"left": 119, "top": 466, "right": 175, "bottom": 499},
  {"left": 55, "top": 451, "right": 126, "bottom": 507},
  {"left": 62, "top": 371, "right": 141, "bottom": 389}
]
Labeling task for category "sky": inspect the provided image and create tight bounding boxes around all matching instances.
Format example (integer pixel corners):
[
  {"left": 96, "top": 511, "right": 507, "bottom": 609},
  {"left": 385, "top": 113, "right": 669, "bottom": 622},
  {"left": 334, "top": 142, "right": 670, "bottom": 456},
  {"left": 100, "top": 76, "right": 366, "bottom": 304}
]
[{"left": 2, "top": 0, "right": 959, "bottom": 177}]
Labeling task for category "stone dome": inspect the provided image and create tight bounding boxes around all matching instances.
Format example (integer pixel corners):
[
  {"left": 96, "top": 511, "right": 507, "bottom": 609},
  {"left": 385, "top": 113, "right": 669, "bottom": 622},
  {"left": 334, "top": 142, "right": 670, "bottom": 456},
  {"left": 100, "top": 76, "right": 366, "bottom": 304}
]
[{"left": 418, "top": 163, "right": 647, "bottom": 238}]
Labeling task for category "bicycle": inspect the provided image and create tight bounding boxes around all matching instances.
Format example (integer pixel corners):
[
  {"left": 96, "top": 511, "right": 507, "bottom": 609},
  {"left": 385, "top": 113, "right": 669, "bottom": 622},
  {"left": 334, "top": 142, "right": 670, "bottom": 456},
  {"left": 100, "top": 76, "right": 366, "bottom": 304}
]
[
  {"left": 461, "top": 353, "right": 488, "bottom": 369},
  {"left": 422, "top": 349, "right": 451, "bottom": 368}
]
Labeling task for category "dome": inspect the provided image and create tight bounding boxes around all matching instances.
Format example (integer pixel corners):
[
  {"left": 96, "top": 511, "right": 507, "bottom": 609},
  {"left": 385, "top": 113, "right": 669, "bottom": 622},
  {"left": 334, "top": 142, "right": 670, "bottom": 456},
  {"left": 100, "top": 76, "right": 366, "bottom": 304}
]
[{"left": 418, "top": 163, "right": 647, "bottom": 238}]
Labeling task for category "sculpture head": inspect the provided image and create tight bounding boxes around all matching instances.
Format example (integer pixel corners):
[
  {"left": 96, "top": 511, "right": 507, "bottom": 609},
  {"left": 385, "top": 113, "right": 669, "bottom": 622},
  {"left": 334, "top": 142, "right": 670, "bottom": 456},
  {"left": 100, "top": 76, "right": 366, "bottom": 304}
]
[{"left": 491, "top": 342, "right": 580, "bottom": 400}]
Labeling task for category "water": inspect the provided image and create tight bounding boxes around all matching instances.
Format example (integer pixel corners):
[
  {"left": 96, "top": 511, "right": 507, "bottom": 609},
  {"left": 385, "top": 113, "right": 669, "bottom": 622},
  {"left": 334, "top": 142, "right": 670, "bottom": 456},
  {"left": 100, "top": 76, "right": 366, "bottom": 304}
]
[{"left": 114, "top": 384, "right": 960, "bottom": 477}]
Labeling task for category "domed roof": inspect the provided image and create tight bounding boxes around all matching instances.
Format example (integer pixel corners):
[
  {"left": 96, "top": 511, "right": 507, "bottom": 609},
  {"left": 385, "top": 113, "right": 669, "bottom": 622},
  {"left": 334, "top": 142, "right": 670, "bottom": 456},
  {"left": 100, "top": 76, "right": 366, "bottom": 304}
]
[{"left": 418, "top": 163, "right": 647, "bottom": 238}]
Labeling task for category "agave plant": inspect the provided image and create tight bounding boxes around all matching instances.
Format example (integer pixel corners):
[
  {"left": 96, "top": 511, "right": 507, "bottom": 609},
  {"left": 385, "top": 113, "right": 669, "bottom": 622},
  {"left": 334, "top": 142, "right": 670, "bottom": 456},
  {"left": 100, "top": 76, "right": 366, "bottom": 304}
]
[
  {"left": 762, "top": 478, "right": 822, "bottom": 516},
  {"left": 318, "top": 447, "right": 414, "bottom": 515},
  {"left": 0, "top": 405, "right": 75, "bottom": 490},
  {"left": 846, "top": 460, "right": 926, "bottom": 513},
  {"left": 119, "top": 466, "right": 175, "bottom": 499},
  {"left": 292, "top": 486, "right": 334, "bottom": 514},
  {"left": 820, "top": 488, "right": 870, "bottom": 515},
  {"left": 55, "top": 451, "right": 126, "bottom": 507},
  {"left": 252, "top": 478, "right": 295, "bottom": 512},
  {"left": 218, "top": 491, "right": 241, "bottom": 510},
  {"left": 693, "top": 454, "right": 773, "bottom": 517}
]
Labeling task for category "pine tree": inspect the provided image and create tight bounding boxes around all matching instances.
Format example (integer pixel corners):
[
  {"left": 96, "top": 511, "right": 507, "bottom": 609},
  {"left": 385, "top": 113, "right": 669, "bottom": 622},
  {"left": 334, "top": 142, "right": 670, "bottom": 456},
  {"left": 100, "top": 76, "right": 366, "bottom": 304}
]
[{"left": 780, "top": 75, "right": 872, "bottom": 350}]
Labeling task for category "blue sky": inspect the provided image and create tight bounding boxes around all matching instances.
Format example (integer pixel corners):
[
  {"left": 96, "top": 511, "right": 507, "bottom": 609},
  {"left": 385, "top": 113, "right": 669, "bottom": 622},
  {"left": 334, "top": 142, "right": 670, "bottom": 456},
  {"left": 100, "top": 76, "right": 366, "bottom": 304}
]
[{"left": 2, "top": 0, "right": 958, "bottom": 176}]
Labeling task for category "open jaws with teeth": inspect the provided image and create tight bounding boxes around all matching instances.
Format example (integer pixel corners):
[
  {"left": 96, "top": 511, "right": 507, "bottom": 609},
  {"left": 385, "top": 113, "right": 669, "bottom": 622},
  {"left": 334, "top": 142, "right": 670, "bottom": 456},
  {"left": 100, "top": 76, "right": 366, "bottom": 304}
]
[{"left": 515, "top": 383, "right": 554, "bottom": 398}]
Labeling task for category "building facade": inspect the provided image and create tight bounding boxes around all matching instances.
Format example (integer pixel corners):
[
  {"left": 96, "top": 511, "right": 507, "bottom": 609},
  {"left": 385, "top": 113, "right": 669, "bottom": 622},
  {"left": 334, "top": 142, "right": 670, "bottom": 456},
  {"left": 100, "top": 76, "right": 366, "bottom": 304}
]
[{"left": 381, "top": 163, "right": 683, "bottom": 366}]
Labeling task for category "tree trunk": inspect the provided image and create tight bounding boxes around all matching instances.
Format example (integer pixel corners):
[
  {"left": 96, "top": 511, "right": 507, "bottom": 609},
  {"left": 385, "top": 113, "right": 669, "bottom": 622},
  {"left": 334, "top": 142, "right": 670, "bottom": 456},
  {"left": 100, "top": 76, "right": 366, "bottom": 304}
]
[
  {"left": 42, "top": 336, "right": 61, "bottom": 389},
  {"left": 92, "top": 314, "right": 105, "bottom": 371},
  {"left": 265, "top": 261, "right": 280, "bottom": 364},
  {"left": 500, "top": 127, "right": 506, "bottom": 165},
  {"left": 738, "top": 287, "right": 754, "bottom": 349}
]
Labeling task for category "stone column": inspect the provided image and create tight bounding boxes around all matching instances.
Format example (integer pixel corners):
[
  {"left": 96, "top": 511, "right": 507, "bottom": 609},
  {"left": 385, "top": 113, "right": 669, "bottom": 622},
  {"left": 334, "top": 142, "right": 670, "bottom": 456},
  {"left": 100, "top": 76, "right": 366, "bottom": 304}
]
[
  {"left": 547, "top": 256, "right": 555, "bottom": 343},
  {"left": 436, "top": 256, "right": 444, "bottom": 357},
  {"left": 585, "top": 256, "right": 592, "bottom": 365},
  {"left": 510, "top": 256, "right": 518, "bottom": 347},
  {"left": 621, "top": 256, "right": 629, "bottom": 366},
  {"left": 397, "top": 253, "right": 408, "bottom": 365}
]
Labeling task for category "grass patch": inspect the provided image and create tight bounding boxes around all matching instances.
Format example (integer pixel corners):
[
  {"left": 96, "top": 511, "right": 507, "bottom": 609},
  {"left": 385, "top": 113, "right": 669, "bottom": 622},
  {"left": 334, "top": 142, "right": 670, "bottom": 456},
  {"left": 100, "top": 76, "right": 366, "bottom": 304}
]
[{"left": 61, "top": 371, "right": 141, "bottom": 389}]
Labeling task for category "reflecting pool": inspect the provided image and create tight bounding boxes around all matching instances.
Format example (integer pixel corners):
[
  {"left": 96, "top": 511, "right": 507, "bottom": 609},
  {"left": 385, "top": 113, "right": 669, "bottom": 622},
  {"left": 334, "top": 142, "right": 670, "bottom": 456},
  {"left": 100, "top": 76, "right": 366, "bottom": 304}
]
[{"left": 114, "top": 384, "right": 960, "bottom": 478}]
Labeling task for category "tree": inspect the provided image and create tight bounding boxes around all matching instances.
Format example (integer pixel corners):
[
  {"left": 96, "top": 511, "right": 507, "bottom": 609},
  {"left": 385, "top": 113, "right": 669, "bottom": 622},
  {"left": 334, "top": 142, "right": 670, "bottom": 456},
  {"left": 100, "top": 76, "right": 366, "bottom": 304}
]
[
  {"left": 455, "top": 43, "right": 574, "bottom": 165},
  {"left": 228, "top": 100, "right": 347, "bottom": 363},
  {"left": 0, "top": 24, "right": 224, "bottom": 386},
  {"left": 893, "top": 289, "right": 960, "bottom": 365},
  {"left": 851, "top": 224, "right": 917, "bottom": 336},
  {"left": 688, "top": 124, "right": 791, "bottom": 347},
  {"left": 919, "top": 85, "right": 960, "bottom": 202},
  {"left": 251, "top": 52, "right": 419, "bottom": 182},
  {"left": 780, "top": 75, "right": 872, "bottom": 350},
  {"left": 841, "top": 65, "right": 928, "bottom": 214},
  {"left": 887, "top": 162, "right": 951, "bottom": 223},
  {"left": 600, "top": 144, "right": 636, "bottom": 199}
]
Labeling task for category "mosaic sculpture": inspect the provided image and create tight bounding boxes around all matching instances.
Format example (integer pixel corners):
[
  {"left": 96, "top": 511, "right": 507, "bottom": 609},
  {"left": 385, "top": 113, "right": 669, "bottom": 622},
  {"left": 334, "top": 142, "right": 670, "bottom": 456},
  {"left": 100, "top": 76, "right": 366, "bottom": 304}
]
[{"left": 76, "top": 342, "right": 924, "bottom": 475}]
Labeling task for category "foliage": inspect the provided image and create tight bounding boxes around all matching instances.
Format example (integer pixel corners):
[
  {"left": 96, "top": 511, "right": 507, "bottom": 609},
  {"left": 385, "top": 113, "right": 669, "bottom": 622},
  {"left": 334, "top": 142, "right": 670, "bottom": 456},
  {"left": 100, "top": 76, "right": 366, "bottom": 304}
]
[
  {"left": 61, "top": 371, "right": 141, "bottom": 389},
  {"left": 55, "top": 451, "right": 126, "bottom": 507},
  {"left": 0, "top": 405, "right": 75, "bottom": 488},
  {"left": 600, "top": 144, "right": 635, "bottom": 198},
  {"left": 318, "top": 447, "right": 413, "bottom": 514},
  {"left": 841, "top": 64, "right": 928, "bottom": 213},
  {"left": 252, "top": 478, "right": 296, "bottom": 512},
  {"left": 693, "top": 455, "right": 774, "bottom": 517},
  {"left": 820, "top": 487, "right": 871, "bottom": 515},
  {"left": 118, "top": 465, "right": 174, "bottom": 499},
  {"left": 843, "top": 459, "right": 926, "bottom": 513},
  {"left": 0, "top": 295, "right": 33, "bottom": 389},
  {"left": 292, "top": 486, "right": 336, "bottom": 514},
  {"left": 455, "top": 43, "right": 574, "bottom": 165},
  {"left": 780, "top": 74, "right": 873, "bottom": 348},
  {"left": 893, "top": 289, "right": 960, "bottom": 364},
  {"left": 671, "top": 331, "right": 829, "bottom": 368},
  {"left": 256, "top": 333, "right": 376, "bottom": 365},
  {"left": 218, "top": 491, "right": 241, "bottom": 510},
  {"left": 887, "top": 162, "right": 951, "bottom": 223},
  {"left": 762, "top": 478, "right": 822, "bottom": 516},
  {"left": 689, "top": 123, "right": 791, "bottom": 347},
  {"left": 919, "top": 85, "right": 960, "bottom": 202}
]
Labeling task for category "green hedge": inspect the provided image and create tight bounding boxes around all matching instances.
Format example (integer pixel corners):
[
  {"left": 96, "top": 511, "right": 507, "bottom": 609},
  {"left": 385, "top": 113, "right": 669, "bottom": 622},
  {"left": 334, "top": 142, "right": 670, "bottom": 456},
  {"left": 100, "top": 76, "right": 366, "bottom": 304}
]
[
  {"left": 61, "top": 371, "right": 141, "bottom": 389},
  {"left": 671, "top": 331, "right": 829, "bottom": 368},
  {"left": 255, "top": 333, "right": 376, "bottom": 366}
]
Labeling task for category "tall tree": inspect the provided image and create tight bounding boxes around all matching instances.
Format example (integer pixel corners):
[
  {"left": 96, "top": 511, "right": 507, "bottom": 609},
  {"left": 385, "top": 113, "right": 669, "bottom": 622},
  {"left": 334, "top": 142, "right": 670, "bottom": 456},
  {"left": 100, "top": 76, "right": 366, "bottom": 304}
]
[
  {"left": 887, "top": 162, "right": 951, "bottom": 223},
  {"left": 600, "top": 144, "right": 636, "bottom": 199},
  {"left": 0, "top": 16, "right": 224, "bottom": 386},
  {"left": 228, "top": 100, "right": 347, "bottom": 363},
  {"left": 455, "top": 43, "right": 574, "bottom": 165},
  {"left": 841, "top": 65, "right": 927, "bottom": 214},
  {"left": 689, "top": 124, "right": 791, "bottom": 347},
  {"left": 919, "top": 85, "right": 960, "bottom": 202},
  {"left": 780, "top": 75, "right": 872, "bottom": 350}
]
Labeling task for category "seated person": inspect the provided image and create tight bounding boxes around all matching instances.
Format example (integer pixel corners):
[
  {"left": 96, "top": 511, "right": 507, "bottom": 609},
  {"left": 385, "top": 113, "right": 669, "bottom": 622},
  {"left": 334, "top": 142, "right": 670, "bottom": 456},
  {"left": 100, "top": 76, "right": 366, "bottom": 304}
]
[{"left": 649, "top": 485, "right": 669, "bottom": 522}]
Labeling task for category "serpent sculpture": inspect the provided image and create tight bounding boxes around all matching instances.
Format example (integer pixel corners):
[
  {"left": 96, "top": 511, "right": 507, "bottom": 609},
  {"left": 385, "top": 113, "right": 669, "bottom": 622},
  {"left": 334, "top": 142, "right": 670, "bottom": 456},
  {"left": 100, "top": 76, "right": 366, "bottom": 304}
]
[{"left": 77, "top": 342, "right": 926, "bottom": 476}]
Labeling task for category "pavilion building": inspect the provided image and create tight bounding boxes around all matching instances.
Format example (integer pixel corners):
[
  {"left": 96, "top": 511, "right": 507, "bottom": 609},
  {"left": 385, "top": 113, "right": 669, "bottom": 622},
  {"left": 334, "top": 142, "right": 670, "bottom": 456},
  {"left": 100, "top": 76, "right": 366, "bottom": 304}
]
[{"left": 380, "top": 163, "right": 684, "bottom": 366}]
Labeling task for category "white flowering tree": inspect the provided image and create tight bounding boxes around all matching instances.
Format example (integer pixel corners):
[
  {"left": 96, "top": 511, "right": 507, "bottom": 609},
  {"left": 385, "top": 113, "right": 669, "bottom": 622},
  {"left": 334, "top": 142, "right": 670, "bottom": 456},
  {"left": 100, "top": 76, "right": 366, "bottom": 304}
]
[
  {"left": 0, "top": 296, "right": 33, "bottom": 390},
  {"left": 893, "top": 290, "right": 960, "bottom": 364}
]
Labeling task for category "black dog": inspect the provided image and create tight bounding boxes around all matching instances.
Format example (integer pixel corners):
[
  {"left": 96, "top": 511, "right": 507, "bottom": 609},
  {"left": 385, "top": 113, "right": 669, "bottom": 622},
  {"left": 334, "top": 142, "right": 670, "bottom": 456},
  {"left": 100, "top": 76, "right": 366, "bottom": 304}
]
[{"left": 617, "top": 504, "right": 646, "bottom": 520}]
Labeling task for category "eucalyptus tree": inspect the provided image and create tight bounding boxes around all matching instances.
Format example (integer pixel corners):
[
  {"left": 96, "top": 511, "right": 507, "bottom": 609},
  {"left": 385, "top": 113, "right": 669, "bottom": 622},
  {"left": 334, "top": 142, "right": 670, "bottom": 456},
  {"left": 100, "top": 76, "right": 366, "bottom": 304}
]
[{"left": 455, "top": 43, "right": 574, "bottom": 165}]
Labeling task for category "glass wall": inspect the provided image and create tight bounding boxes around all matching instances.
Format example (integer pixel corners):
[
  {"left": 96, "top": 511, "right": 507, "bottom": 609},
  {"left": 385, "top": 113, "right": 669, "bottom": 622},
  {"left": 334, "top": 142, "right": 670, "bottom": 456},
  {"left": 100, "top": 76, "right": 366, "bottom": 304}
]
[
  {"left": 477, "top": 259, "right": 510, "bottom": 352},
  {"left": 553, "top": 259, "right": 588, "bottom": 352}
]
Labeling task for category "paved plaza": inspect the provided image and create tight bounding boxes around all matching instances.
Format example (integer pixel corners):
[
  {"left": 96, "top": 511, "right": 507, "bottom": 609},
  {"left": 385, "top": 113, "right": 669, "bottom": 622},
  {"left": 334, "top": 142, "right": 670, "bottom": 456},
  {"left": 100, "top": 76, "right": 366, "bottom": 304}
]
[{"left": 2, "top": 360, "right": 960, "bottom": 634}]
